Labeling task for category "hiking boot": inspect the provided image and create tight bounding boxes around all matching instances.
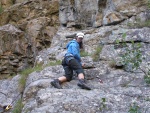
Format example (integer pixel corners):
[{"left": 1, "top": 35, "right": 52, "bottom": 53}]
[
  {"left": 51, "top": 79, "right": 62, "bottom": 89},
  {"left": 77, "top": 79, "right": 91, "bottom": 90}
]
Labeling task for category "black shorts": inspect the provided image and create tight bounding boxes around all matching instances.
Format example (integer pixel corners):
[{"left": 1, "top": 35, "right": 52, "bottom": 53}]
[{"left": 62, "top": 57, "right": 84, "bottom": 81}]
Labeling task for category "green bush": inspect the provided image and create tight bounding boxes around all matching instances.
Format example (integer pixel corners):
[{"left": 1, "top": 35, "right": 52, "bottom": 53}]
[
  {"left": 92, "top": 45, "right": 103, "bottom": 62},
  {"left": 115, "top": 33, "right": 150, "bottom": 84},
  {"left": 115, "top": 33, "right": 142, "bottom": 72},
  {"left": 144, "top": 69, "right": 150, "bottom": 84},
  {"left": 99, "top": 98, "right": 107, "bottom": 111},
  {"left": 144, "top": 75, "right": 150, "bottom": 84},
  {"left": 128, "top": 102, "right": 141, "bottom": 113}
]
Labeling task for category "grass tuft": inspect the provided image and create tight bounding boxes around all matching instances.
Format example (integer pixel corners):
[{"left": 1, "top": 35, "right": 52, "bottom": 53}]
[
  {"left": 80, "top": 50, "right": 90, "bottom": 57},
  {"left": 12, "top": 99, "right": 24, "bottom": 113},
  {"left": 0, "top": 5, "right": 3, "bottom": 13},
  {"left": 92, "top": 45, "right": 103, "bottom": 62}
]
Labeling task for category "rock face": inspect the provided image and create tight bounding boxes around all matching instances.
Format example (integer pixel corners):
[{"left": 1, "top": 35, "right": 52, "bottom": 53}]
[
  {"left": 0, "top": 0, "right": 148, "bottom": 77},
  {"left": 59, "top": 0, "right": 147, "bottom": 28},
  {"left": 0, "top": 0, "right": 150, "bottom": 113},
  {"left": 0, "top": 24, "right": 27, "bottom": 77},
  {"left": 26, "top": 25, "right": 150, "bottom": 113},
  {"left": 0, "top": 75, "right": 21, "bottom": 113},
  {"left": 21, "top": 62, "right": 150, "bottom": 113},
  {"left": 0, "top": 0, "right": 59, "bottom": 77},
  {"left": 0, "top": 0, "right": 14, "bottom": 9}
]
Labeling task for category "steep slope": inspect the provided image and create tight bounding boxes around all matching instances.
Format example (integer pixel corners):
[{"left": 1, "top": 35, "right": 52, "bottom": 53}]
[{"left": 0, "top": 0, "right": 150, "bottom": 113}]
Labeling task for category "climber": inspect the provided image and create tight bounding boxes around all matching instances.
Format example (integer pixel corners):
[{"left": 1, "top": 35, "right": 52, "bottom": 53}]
[{"left": 51, "top": 32, "right": 91, "bottom": 90}]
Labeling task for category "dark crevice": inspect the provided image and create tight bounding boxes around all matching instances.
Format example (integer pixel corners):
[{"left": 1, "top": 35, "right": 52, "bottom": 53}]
[{"left": 104, "top": 19, "right": 126, "bottom": 26}]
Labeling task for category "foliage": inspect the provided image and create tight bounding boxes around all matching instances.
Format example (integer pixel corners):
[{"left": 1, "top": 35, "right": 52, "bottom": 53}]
[
  {"left": 12, "top": 99, "right": 24, "bottom": 113},
  {"left": 115, "top": 33, "right": 150, "bottom": 84},
  {"left": 0, "top": 5, "right": 3, "bottom": 13},
  {"left": 148, "top": 0, "right": 150, "bottom": 8},
  {"left": 144, "top": 75, "right": 150, "bottom": 84},
  {"left": 46, "top": 60, "right": 61, "bottom": 66},
  {"left": 99, "top": 98, "right": 107, "bottom": 112},
  {"left": 92, "top": 44, "right": 103, "bottom": 62},
  {"left": 115, "top": 33, "right": 142, "bottom": 72},
  {"left": 144, "top": 68, "right": 150, "bottom": 84},
  {"left": 80, "top": 50, "right": 89, "bottom": 57},
  {"left": 128, "top": 102, "right": 141, "bottom": 113}
]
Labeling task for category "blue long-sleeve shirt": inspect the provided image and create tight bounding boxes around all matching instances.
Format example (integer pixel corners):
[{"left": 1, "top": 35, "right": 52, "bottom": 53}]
[{"left": 65, "top": 39, "right": 81, "bottom": 64}]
